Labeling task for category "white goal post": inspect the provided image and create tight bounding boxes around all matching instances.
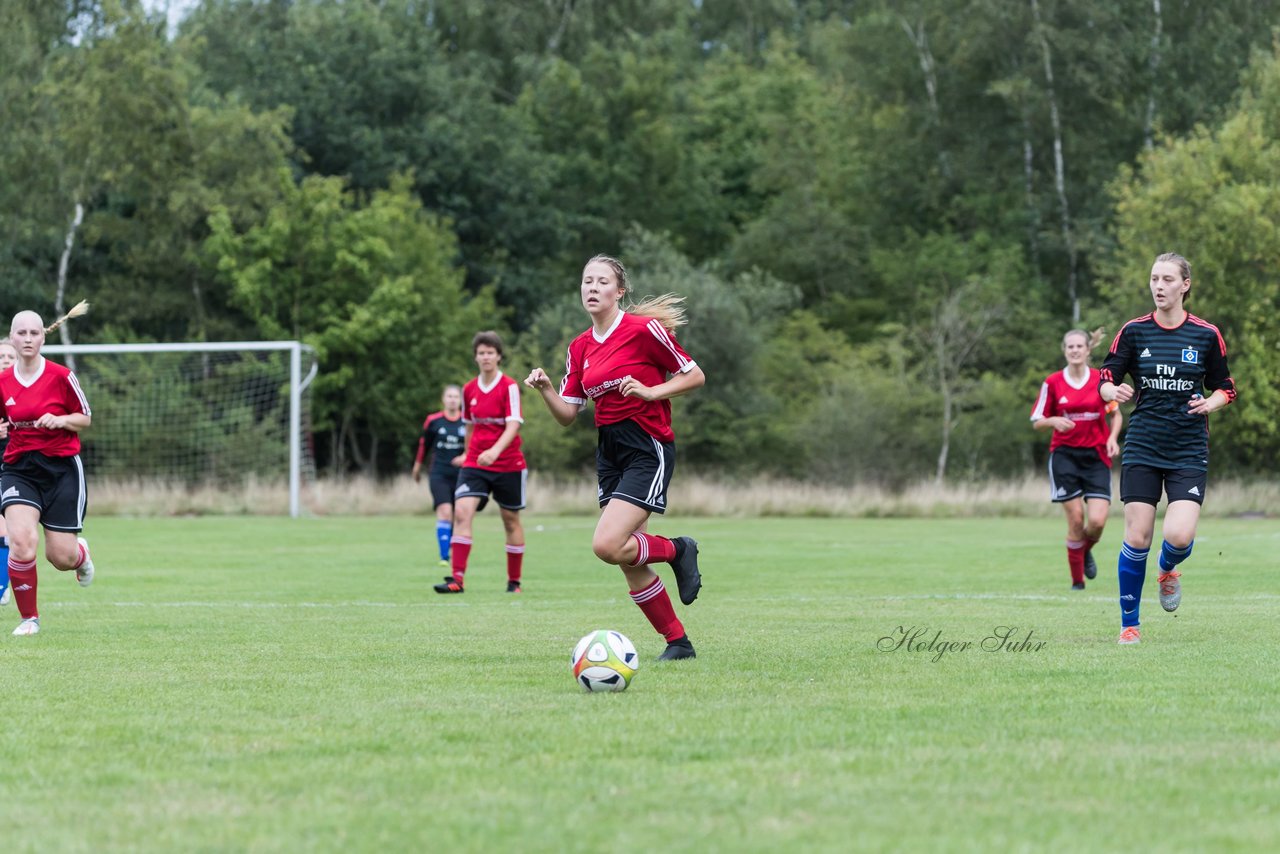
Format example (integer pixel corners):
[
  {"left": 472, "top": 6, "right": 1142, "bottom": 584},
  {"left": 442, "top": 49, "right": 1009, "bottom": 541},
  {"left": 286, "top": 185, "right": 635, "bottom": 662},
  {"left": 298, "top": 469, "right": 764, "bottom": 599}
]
[{"left": 43, "top": 341, "right": 318, "bottom": 517}]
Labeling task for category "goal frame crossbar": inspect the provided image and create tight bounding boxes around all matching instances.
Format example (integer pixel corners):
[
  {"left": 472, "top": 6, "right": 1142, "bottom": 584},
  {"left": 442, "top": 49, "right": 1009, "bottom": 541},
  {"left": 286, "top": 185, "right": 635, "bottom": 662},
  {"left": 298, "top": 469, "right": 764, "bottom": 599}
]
[{"left": 43, "top": 341, "right": 318, "bottom": 517}]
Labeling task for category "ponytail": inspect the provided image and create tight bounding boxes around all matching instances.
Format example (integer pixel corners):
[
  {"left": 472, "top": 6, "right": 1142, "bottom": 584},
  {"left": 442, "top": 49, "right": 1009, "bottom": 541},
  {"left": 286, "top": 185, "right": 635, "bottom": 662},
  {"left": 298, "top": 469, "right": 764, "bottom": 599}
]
[{"left": 45, "top": 300, "right": 89, "bottom": 335}]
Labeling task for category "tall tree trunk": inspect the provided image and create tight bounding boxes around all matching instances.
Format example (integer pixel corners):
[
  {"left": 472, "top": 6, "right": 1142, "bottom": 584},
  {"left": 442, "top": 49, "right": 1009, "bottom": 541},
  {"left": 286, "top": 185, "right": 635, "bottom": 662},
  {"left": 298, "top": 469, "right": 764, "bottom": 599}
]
[
  {"left": 346, "top": 418, "right": 368, "bottom": 472},
  {"left": 55, "top": 199, "right": 85, "bottom": 370},
  {"left": 935, "top": 330, "right": 952, "bottom": 486},
  {"left": 546, "top": 0, "right": 575, "bottom": 54},
  {"left": 1022, "top": 115, "right": 1041, "bottom": 273},
  {"left": 900, "top": 17, "right": 952, "bottom": 181},
  {"left": 1144, "top": 0, "right": 1163, "bottom": 150},
  {"left": 1030, "top": 0, "right": 1079, "bottom": 323}
]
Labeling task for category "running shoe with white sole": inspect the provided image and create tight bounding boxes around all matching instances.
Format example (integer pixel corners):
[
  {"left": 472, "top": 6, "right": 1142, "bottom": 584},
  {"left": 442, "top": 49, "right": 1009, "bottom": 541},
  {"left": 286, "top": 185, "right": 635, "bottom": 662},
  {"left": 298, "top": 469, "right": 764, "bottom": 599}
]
[
  {"left": 12, "top": 617, "right": 39, "bottom": 637},
  {"left": 76, "top": 537, "right": 95, "bottom": 587},
  {"left": 1158, "top": 571, "right": 1181, "bottom": 612}
]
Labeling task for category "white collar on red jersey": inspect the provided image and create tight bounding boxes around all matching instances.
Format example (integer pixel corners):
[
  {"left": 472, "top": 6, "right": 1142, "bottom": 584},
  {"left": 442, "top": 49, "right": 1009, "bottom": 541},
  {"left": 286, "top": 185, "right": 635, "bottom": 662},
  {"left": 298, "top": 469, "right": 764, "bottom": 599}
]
[
  {"left": 477, "top": 370, "right": 505, "bottom": 394},
  {"left": 1061, "top": 366, "right": 1092, "bottom": 390},
  {"left": 13, "top": 356, "right": 45, "bottom": 388},
  {"left": 592, "top": 310, "right": 626, "bottom": 344}
]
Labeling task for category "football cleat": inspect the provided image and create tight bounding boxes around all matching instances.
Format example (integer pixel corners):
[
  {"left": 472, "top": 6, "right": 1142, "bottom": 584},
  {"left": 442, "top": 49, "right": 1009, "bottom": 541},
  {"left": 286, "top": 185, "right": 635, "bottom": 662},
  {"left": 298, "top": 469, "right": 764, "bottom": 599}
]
[
  {"left": 1158, "top": 571, "right": 1181, "bottom": 612},
  {"left": 506, "top": 580, "right": 521, "bottom": 593},
  {"left": 1071, "top": 582, "right": 1086, "bottom": 591},
  {"left": 12, "top": 617, "right": 40, "bottom": 637},
  {"left": 0, "top": 586, "right": 9, "bottom": 607},
  {"left": 1117, "top": 626, "right": 1141, "bottom": 645},
  {"left": 433, "top": 579, "right": 464, "bottom": 594},
  {"left": 75, "top": 537, "right": 95, "bottom": 587},
  {"left": 657, "top": 635, "right": 696, "bottom": 661},
  {"left": 1083, "top": 549, "right": 1098, "bottom": 580},
  {"left": 669, "top": 537, "right": 701, "bottom": 605},
  {"left": 438, "top": 559, "right": 450, "bottom": 568}
]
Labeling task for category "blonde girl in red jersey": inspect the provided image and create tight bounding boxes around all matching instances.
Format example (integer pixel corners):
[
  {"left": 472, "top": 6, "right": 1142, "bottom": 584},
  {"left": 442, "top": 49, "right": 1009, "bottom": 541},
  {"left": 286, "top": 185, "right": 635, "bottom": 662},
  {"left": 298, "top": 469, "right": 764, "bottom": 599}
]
[
  {"left": 1030, "top": 328, "right": 1123, "bottom": 590},
  {"left": 0, "top": 337, "right": 15, "bottom": 606},
  {"left": 0, "top": 305, "right": 96, "bottom": 636},
  {"left": 525, "top": 255, "right": 706, "bottom": 660}
]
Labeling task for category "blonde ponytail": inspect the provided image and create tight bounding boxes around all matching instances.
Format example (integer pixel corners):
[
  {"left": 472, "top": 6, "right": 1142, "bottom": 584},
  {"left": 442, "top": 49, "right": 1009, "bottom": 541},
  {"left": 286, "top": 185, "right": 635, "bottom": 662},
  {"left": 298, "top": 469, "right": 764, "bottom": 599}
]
[
  {"left": 625, "top": 293, "right": 687, "bottom": 332},
  {"left": 45, "top": 300, "right": 89, "bottom": 335}
]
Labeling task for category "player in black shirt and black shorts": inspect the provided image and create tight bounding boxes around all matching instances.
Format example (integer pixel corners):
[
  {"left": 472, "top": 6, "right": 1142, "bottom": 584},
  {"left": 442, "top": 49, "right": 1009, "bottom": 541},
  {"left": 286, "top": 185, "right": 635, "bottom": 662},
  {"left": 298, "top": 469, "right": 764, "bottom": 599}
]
[
  {"left": 1099, "top": 252, "right": 1236, "bottom": 645},
  {"left": 411, "top": 384, "right": 467, "bottom": 570}
]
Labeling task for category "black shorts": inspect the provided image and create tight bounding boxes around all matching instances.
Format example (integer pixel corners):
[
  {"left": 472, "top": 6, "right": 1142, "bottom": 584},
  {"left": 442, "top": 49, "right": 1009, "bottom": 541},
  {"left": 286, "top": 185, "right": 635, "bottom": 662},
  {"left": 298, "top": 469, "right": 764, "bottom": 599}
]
[
  {"left": 597, "top": 420, "right": 675, "bottom": 514},
  {"left": 0, "top": 451, "right": 88, "bottom": 532},
  {"left": 1048, "top": 446, "right": 1112, "bottom": 503},
  {"left": 428, "top": 468, "right": 460, "bottom": 509},
  {"left": 454, "top": 466, "right": 526, "bottom": 511},
  {"left": 1121, "top": 464, "right": 1207, "bottom": 506}
]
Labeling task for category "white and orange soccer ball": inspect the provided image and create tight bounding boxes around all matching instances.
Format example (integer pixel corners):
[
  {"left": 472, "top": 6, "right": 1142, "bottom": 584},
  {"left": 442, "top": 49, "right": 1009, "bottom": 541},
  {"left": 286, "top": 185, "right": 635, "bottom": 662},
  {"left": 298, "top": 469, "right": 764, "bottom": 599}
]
[{"left": 571, "top": 630, "right": 639, "bottom": 692}]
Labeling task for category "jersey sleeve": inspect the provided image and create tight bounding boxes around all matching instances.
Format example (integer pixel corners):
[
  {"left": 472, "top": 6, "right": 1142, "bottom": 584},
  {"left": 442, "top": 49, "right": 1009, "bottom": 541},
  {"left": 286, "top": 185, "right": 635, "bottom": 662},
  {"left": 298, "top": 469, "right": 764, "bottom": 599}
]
[
  {"left": 504, "top": 377, "right": 524, "bottom": 423},
  {"left": 1099, "top": 325, "right": 1134, "bottom": 390},
  {"left": 1203, "top": 326, "right": 1237, "bottom": 403},
  {"left": 415, "top": 415, "right": 436, "bottom": 465},
  {"left": 558, "top": 340, "right": 587, "bottom": 405},
  {"left": 65, "top": 370, "right": 91, "bottom": 416},
  {"left": 641, "top": 317, "right": 696, "bottom": 375},
  {"left": 1029, "top": 379, "right": 1053, "bottom": 421}
]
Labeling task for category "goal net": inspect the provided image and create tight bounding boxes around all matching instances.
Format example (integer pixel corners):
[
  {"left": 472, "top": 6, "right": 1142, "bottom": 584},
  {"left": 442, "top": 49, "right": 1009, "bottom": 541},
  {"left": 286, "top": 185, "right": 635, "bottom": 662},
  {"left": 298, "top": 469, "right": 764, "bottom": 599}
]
[{"left": 41, "top": 342, "right": 318, "bottom": 516}]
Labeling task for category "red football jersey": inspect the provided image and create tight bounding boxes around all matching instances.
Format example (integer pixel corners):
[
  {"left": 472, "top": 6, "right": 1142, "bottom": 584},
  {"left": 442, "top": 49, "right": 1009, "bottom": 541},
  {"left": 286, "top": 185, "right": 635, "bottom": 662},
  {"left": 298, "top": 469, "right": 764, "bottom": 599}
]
[
  {"left": 1030, "top": 367, "right": 1117, "bottom": 466},
  {"left": 0, "top": 358, "right": 92, "bottom": 462},
  {"left": 461, "top": 372, "right": 525, "bottom": 472},
  {"left": 558, "top": 312, "right": 697, "bottom": 443}
]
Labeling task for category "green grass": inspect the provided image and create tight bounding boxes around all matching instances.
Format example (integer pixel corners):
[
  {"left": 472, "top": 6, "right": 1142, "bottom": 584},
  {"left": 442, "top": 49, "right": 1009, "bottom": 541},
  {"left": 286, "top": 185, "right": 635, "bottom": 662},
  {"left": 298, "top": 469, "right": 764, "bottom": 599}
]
[{"left": 2, "top": 515, "right": 1278, "bottom": 852}]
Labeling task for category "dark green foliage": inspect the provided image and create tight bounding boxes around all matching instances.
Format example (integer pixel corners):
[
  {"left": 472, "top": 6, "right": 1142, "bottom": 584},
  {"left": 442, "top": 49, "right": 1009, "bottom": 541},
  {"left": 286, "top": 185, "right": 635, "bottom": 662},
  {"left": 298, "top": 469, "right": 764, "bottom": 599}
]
[{"left": 5, "top": 0, "right": 1280, "bottom": 480}]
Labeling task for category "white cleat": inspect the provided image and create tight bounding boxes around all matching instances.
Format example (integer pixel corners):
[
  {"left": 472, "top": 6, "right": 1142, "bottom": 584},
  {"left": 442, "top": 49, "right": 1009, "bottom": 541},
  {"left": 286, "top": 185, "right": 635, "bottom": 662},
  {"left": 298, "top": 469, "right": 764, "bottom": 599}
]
[
  {"left": 76, "top": 537, "right": 95, "bottom": 587},
  {"left": 12, "top": 617, "right": 39, "bottom": 636},
  {"left": 0, "top": 586, "right": 10, "bottom": 607}
]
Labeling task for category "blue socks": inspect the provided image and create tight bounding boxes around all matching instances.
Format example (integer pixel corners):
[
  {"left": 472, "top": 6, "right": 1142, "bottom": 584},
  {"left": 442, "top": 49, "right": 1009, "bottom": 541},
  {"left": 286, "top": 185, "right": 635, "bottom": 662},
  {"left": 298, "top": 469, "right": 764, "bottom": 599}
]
[
  {"left": 436, "top": 521, "right": 452, "bottom": 562},
  {"left": 1159, "top": 539, "right": 1193, "bottom": 573},
  {"left": 1118, "top": 542, "right": 1149, "bottom": 628},
  {"left": 0, "top": 535, "right": 9, "bottom": 594}
]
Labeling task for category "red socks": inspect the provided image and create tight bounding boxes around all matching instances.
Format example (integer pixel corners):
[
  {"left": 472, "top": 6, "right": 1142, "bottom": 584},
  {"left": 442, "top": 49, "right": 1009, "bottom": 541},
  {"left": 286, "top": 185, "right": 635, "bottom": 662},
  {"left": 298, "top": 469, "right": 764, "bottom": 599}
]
[
  {"left": 9, "top": 557, "right": 38, "bottom": 619},
  {"left": 630, "top": 577, "right": 684, "bottom": 642},
  {"left": 1066, "top": 540, "right": 1085, "bottom": 585},
  {"left": 630, "top": 532, "right": 676, "bottom": 565},
  {"left": 449, "top": 536, "right": 472, "bottom": 583},
  {"left": 505, "top": 544, "right": 524, "bottom": 583}
]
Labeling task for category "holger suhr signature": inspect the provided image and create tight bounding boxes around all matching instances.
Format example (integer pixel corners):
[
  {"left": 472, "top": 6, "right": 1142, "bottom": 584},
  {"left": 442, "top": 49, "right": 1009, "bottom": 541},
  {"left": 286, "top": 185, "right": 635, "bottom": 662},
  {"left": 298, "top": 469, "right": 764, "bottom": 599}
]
[{"left": 877, "top": 626, "right": 1047, "bottom": 662}]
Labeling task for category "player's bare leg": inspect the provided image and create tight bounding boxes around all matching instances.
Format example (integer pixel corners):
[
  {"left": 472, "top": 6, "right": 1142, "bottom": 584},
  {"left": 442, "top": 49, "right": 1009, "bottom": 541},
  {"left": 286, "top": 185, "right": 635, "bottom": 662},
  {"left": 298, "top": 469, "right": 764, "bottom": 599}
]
[{"left": 594, "top": 500, "right": 695, "bottom": 660}]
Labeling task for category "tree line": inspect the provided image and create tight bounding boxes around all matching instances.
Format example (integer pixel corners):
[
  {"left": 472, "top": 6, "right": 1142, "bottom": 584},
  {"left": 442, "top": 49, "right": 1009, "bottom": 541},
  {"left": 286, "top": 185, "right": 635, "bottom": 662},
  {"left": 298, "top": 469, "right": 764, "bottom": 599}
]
[{"left": 2, "top": 0, "right": 1278, "bottom": 482}]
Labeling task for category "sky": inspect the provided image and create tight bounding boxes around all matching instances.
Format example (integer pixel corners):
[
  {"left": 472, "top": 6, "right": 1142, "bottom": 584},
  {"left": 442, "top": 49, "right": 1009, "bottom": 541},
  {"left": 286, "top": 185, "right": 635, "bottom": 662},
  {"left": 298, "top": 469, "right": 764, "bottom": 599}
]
[{"left": 141, "top": 0, "right": 199, "bottom": 36}]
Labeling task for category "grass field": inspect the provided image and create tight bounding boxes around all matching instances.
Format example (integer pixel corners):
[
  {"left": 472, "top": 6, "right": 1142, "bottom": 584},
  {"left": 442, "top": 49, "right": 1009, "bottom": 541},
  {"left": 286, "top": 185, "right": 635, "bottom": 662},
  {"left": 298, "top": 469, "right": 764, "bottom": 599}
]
[{"left": 2, "top": 514, "right": 1278, "bottom": 852}]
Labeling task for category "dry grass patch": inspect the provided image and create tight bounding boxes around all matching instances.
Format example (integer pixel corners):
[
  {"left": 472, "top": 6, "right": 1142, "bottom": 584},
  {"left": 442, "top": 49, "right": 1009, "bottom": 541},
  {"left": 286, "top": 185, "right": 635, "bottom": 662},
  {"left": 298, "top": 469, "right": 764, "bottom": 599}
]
[{"left": 88, "top": 473, "right": 1279, "bottom": 518}]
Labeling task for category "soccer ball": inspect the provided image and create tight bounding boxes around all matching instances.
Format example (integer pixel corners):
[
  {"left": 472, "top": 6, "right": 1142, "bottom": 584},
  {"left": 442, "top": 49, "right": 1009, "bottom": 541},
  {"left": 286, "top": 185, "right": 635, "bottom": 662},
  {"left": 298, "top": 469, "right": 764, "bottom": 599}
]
[{"left": 571, "top": 629, "right": 639, "bottom": 692}]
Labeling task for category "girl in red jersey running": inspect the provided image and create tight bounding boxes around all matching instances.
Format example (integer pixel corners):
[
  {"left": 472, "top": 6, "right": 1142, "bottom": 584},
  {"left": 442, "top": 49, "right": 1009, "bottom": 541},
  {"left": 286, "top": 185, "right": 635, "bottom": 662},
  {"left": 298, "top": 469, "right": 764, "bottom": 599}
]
[
  {"left": 435, "top": 332, "right": 529, "bottom": 594},
  {"left": 0, "top": 337, "right": 15, "bottom": 606},
  {"left": 1030, "top": 328, "right": 1123, "bottom": 591},
  {"left": 525, "top": 255, "right": 706, "bottom": 661},
  {"left": 0, "top": 306, "right": 96, "bottom": 637}
]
